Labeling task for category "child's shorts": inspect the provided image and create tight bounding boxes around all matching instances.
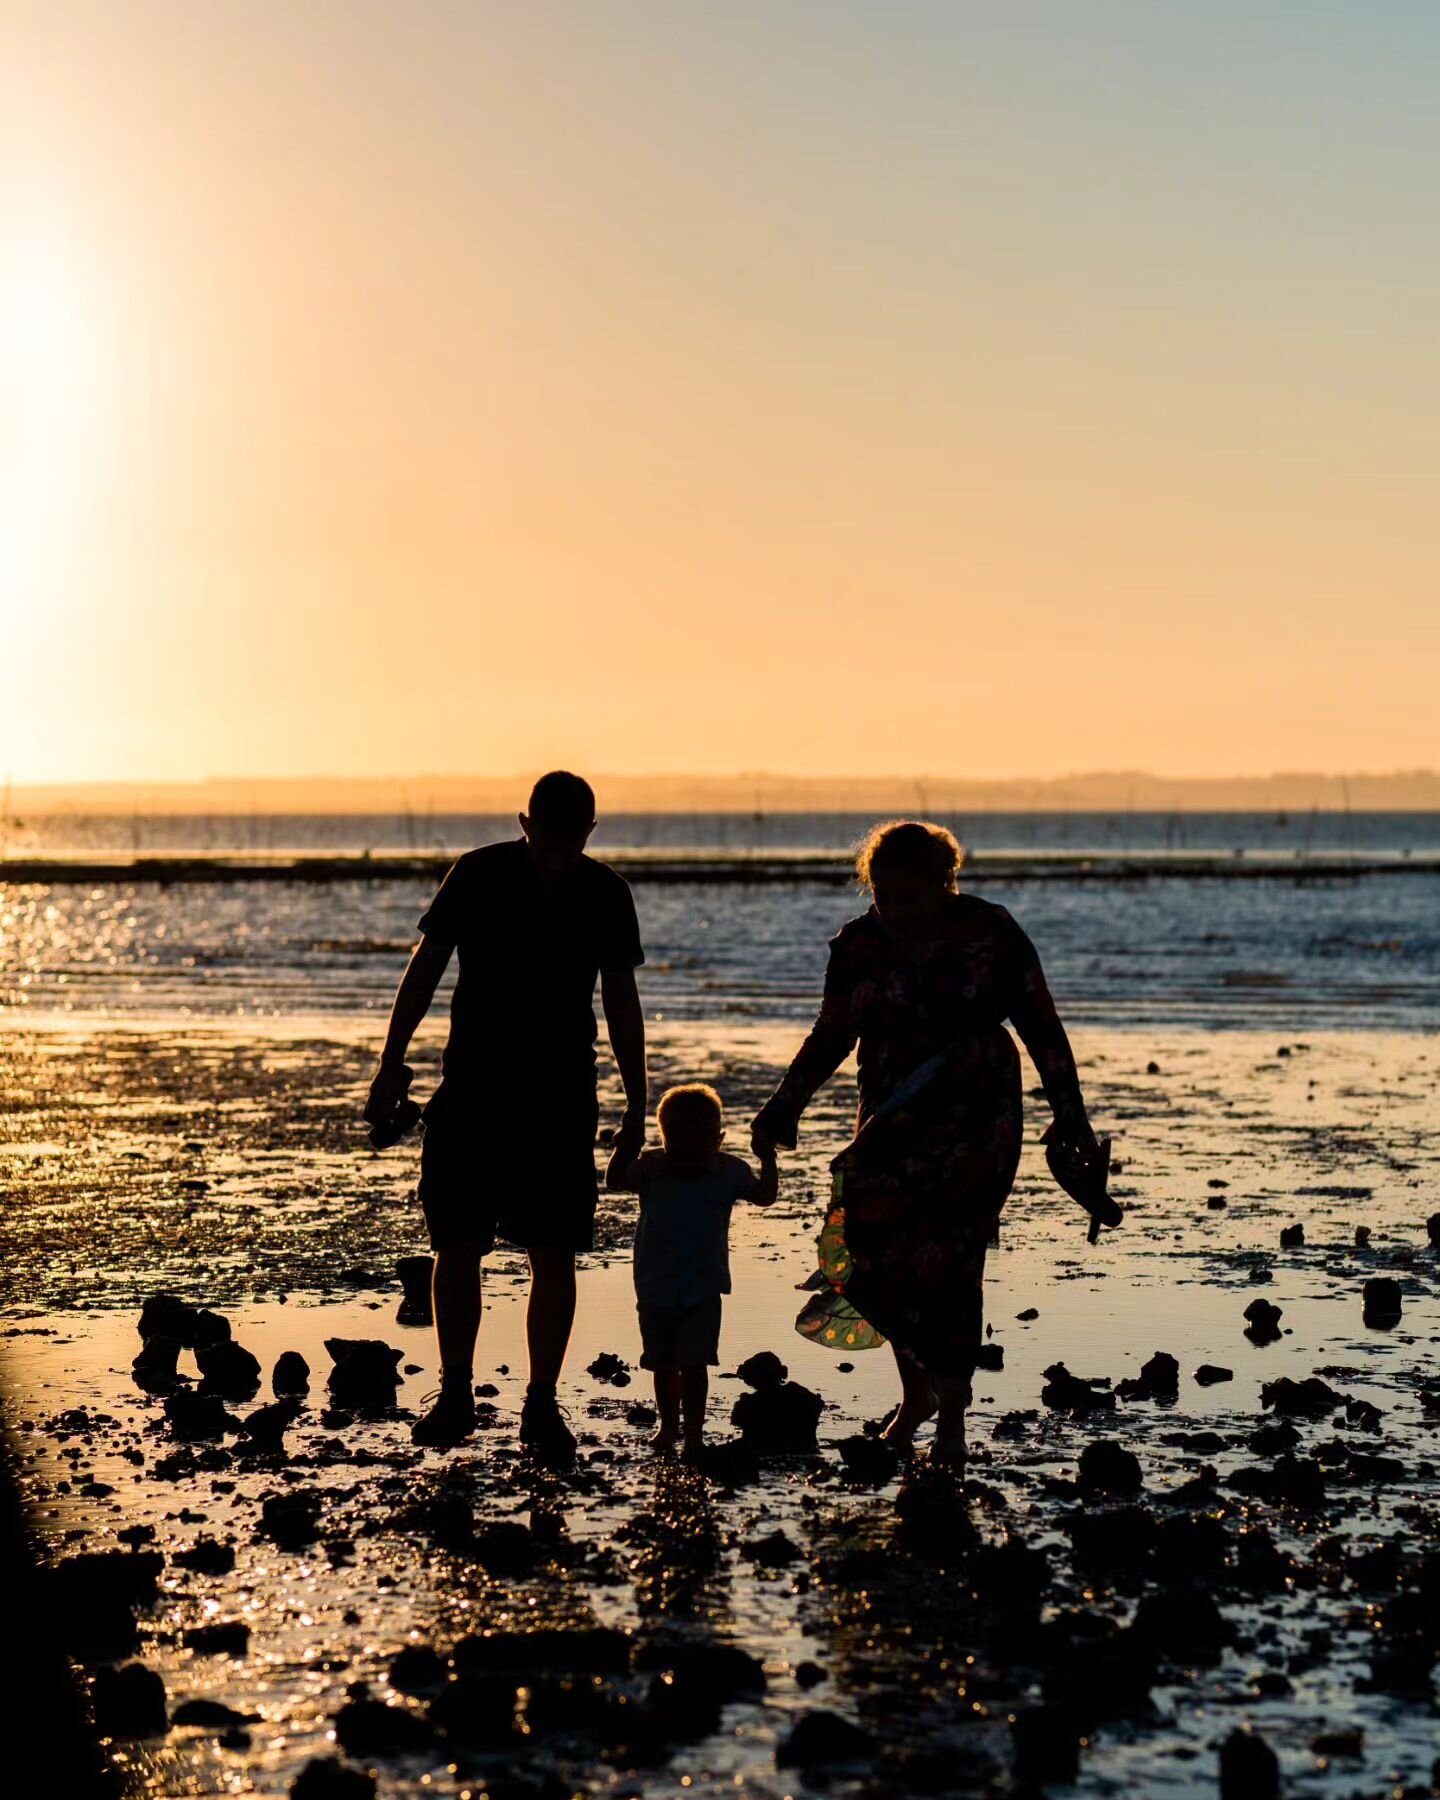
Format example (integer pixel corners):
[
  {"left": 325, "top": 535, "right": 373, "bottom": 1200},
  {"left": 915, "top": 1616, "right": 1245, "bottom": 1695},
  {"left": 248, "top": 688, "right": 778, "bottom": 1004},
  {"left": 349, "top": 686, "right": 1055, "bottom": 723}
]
[{"left": 637, "top": 1297, "right": 722, "bottom": 1370}]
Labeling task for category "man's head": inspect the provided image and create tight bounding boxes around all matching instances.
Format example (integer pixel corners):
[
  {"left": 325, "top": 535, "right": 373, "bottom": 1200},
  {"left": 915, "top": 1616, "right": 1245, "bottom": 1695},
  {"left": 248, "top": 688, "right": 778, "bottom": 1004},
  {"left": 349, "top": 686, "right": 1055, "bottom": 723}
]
[{"left": 520, "top": 770, "right": 597, "bottom": 874}]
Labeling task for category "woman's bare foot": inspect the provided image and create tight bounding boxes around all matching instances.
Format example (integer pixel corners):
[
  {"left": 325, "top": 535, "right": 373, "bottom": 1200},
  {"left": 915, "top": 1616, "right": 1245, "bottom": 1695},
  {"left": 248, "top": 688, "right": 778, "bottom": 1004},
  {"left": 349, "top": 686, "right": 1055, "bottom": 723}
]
[
  {"left": 648, "top": 1427, "right": 679, "bottom": 1454},
  {"left": 929, "top": 1435, "right": 967, "bottom": 1473},
  {"left": 879, "top": 1390, "right": 939, "bottom": 1447},
  {"left": 681, "top": 1433, "right": 706, "bottom": 1460}
]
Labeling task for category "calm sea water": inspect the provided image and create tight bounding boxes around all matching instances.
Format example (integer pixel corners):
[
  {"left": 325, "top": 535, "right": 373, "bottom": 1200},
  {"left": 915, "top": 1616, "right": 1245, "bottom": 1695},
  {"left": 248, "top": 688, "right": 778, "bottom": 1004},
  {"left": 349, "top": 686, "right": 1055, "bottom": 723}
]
[{"left": 3, "top": 814, "right": 1437, "bottom": 1030}]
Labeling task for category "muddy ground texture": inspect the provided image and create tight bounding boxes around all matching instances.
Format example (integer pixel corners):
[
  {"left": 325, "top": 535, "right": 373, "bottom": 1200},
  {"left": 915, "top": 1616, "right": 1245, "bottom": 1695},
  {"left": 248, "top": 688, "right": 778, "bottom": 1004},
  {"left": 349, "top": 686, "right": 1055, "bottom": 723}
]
[{"left": 1, "top": 1026, "right": 1439, "bottom": 1800}]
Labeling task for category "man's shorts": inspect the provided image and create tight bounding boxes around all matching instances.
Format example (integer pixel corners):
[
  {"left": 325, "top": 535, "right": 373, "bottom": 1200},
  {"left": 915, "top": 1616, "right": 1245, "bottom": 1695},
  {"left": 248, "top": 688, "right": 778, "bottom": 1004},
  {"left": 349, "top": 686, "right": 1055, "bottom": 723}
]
[
  {"left": 637, "top": 1296, "right": 723, "bottom": 1371},
  {"left": 417, "top": 1078, "right": 600, "bottom": 1255}
]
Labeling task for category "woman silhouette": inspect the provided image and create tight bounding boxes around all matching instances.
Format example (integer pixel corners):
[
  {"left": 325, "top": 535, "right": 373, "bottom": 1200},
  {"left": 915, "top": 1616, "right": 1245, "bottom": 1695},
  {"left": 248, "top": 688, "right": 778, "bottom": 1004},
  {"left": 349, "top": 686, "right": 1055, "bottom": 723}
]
[{"left": 751, "top": 820, "right": 1104, "bottom": 1467}]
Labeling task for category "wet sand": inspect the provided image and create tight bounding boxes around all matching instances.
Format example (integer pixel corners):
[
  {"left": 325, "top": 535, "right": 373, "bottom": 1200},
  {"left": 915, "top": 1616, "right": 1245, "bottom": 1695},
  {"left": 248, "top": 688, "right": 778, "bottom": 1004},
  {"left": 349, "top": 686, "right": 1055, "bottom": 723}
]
[{"left": 2, "top": 1019, "right": 1438, "bottom": 1798}]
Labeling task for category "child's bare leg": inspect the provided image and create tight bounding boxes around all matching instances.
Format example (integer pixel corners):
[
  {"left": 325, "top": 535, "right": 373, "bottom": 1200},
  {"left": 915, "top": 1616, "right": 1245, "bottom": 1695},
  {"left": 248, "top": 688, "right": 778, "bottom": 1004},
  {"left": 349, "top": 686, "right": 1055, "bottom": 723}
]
[
  {"left": 679, "top": 1367, "right": 708, "bottom": 1451},
  {"left": 879, "top": 1344, "right": 938, "bottom": 1446},
  {"left": 650, "top": 1369, "right": 681, "bottom": 1450},
  {"left": 931, "top": 1372, "right": 970, "bottom": 1469}
]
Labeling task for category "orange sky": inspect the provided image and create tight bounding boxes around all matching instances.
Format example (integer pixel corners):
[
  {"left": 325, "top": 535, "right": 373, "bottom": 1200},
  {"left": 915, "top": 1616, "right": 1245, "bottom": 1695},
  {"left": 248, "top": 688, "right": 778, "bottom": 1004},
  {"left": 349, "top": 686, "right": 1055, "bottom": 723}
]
[{"left": 2, "top": 4, "right": 1437, "bottom": 783}]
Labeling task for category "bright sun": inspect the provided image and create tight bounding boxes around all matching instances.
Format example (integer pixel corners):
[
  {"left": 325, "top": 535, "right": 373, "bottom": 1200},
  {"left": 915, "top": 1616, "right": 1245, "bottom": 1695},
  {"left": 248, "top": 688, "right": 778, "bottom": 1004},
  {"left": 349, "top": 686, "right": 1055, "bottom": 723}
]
[{"left": 0, "top": 217, "right": 107, "bottom": 606}]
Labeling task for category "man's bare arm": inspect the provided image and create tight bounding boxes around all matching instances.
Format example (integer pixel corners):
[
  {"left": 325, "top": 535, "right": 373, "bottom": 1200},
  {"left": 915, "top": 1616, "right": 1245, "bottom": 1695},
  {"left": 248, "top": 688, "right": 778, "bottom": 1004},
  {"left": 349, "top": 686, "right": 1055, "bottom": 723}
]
[
  {"left": 600, "top": 966, "right": 648, "bottom": 1161},
  {"left": 364, "top": 936, "right": 453, "bottom": 1121}
]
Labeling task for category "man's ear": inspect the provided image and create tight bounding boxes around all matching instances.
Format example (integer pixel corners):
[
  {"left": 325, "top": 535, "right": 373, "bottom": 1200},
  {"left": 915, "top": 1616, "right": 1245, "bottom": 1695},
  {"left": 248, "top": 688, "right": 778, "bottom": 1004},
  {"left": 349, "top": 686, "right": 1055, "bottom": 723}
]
[{"left": 518, "top": 812, "right": 530, "bottom": 836}]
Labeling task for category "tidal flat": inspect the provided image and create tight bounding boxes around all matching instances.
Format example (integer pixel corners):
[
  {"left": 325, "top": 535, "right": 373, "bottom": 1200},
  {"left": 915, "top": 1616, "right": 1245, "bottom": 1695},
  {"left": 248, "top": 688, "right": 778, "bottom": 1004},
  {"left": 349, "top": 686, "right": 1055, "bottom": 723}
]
[{"left": 2, "top": 1020, "right": 1438, "bottom": 1799}]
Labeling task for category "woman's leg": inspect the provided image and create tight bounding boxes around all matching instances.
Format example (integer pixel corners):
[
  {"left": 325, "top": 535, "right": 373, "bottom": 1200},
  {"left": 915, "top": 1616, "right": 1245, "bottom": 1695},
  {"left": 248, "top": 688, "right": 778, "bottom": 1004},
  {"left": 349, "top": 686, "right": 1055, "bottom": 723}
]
[
  {"left": 931, "top": 1370, "right": 971, "bottom": 1468},
  {"left": 879, "top": 1344, "right": 938, "bottom": 1446}
]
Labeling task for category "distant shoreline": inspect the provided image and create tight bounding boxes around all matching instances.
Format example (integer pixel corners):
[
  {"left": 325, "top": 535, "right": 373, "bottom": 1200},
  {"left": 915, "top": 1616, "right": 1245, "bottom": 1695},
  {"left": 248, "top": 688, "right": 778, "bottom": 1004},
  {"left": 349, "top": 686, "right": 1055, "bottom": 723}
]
[{"left": 7, "top": 771, "right": 1440, "bottom": 814}]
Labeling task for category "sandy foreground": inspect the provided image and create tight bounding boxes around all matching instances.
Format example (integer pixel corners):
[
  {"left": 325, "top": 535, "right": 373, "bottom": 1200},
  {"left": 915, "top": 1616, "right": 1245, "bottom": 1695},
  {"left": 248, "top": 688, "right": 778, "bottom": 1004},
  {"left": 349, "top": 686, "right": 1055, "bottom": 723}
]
[{"left": 1, "top": 1018, "right": 1437, "bottom": 1800}]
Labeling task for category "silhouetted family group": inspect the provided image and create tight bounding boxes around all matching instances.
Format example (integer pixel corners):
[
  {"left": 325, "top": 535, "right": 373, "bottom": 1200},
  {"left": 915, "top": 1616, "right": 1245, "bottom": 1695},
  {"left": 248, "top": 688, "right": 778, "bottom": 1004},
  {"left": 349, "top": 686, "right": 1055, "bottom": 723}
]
[{"left": 364, "top": 771, "right": 1114, "bottom": 1468}]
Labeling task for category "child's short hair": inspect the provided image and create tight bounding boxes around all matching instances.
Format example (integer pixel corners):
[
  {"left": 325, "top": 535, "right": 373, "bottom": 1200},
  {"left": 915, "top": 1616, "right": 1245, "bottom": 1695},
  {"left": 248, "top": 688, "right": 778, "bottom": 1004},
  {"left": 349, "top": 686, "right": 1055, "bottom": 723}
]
[{"left": 656, "top": 1083, "right": 724, "bottom": 1147}]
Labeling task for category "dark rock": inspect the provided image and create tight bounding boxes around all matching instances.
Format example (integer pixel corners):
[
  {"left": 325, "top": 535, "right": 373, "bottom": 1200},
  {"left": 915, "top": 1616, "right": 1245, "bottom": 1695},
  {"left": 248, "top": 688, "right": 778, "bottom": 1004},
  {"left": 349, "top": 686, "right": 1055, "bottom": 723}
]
[
  {"left": 1207, "top": 1195, "right": 1228, "bottom": 1209},
  {"left": 1220, "top": 1727, "right": 1279, "bottom": 1800},
  {"left": 165, "top": 1390, "right": 235, "bottom": 1440},
  {"left": 1261, "top": 1374, "right": 1341, "bottom": 1415},
  {"left": 732, "top": 1380, "right": 823, "bottom": 1454},
  {"left": 195, "top": 1339, "right": 261, "bottom": 1398},
  {"left": 689, "top": 1437, "right": 761, "bottom": 1484},
  {"left": 972, "top": 1536, "right": 1049, "bottom": 1607},
  {"left": 1146, "top": 1061, "right": 1162, "bottom": 1075},
  {"left": 290, "top": 1759, "right": 377, "bottom": 1800},
  {"left": 1131, "top": 1587, "right": 1232, "bottom": 1661},
  {"left": 191, "top": 1307, "right": 231, "bottom": 1346},
  {"left": 1427, "top": 1211, "right": 1440, "bottom": 1250},
  {"left": 975, "top": 1342, "right": 1004, "bottom": 1371},
  {"left": 1118, "top": 1351, "right": 1179, "bottom": 1401},
  {"left": 1154, "top": 1512, "right": 1228, "bottom": 1572},
  {"left": 45, "top": 1549, "right": 162, "bottom": 1659},
  {"left": 1067, "top": 1504, "right": 1158, "bottom": 1565},
  {"left": 1280, "top": 1222, "right": 1305, "bottom": 1247},
  {"left": 794, "top": 1660, "right": 828, "bottom": 1690},
  {"left": 453, "top": 1626, "right": 631, "bottom": 1677},
  {"left": 396, "top": 1254, "right": 433, "bottom": 1326},
  {"left": 131, "top": 1335, "right": 182, "bottom": 1382},
  {"left": 1343, "top": 1396, "right": 1383, "bottom": 1433},
  {"left": 325, "top": 1338, "right": 403, "bottom": 1407},
  {"left": 1195, "top": 1364, "right": 1234, "bottom": 1385},
  {"left": 1243, "top": 1299, "right": 1284, "bottom": 1343},
  {"left": 1248, "top": 1264, "right": 1274, "bottom": 1282},
  {"left": 1078, "top": 1440, "right": 1144, "bottom": 1494},
  {"left": 1248, "top": 1419, "right": 1301, "bottom": 1455},
  {"left": 1230, "top": 1453, "right": 1327, "bottom": 1508},
  {"left": 91, "top": 1662, "right": 167, "bottom": 1737},
  {"left": 741, "top": 1529, "right": 802, "bottom": 1569},
  {"left": 1363, "top": 1276, "right": 1403, "bottom": 1325},
  {"left": 172, "top": 1697, "right": 253, "bottom": 1728},
  {"left": 472, "top": 1521, "right": 539, "bottom": 1575},
  {"left": 1041, "top": 1362, "right": 1117, "bottom": 1412},
  {"left": 1312, "top": 1727, "right": 1363, "bottom": 1758},
  {"left": 239, "top": 1397, "right": 302, "bottom": 1451},
  {"left": 836, "top": 1433, "right": 901, "bottom": 1483},
  {"left": 426, "top": 1674, "right": 518, "bottom": 1746},
  {"left": 587, "top": 1350, "right": 632, "bottom": 1387},
  {"left": 775, "top": 1709, "right": 876, "bottom": 1769},
  {"left": 1016, "top": 1306, "right": 1040, "bottom": 1321},
  {"left": 260, "top": 1489, "right": 322, "bottom": 1549},
  {"left": 334, "top": 1697, "right": 435, "bottom": 1755},
  {"left": 895, "top": 1473, "right": 981, "bottom": 1554},
  {"left": 139, "top": 1292, "right": 195, "bottom": 1342},
  {"left": 1011, "top": 1704, "right": 1081, "bottom": 1784},
  {"left": 175, "top": 1536, "right": 235, "bottom": 1575},
  {"left": 183, "top": 1620, "right": 250, "bottom": 1656},
  {"left": 389, "top": 1644, "right": 448, "bottom": 1694},
  {"left": 737, "top": 1350, "right": 788, "bottom": 1390},
  {"left": 1234, "top": 1527, "right": 1295, "bottom": 1592},
  {"left": 632, "top": 1636, "right": 764, "bottom": 1697},
  {"left": 272, "top": 1351, "right": 311, "bottom": 1395},
  {"left": 1355, "top": 1225, "right": 1372, "bottom": 1247}
]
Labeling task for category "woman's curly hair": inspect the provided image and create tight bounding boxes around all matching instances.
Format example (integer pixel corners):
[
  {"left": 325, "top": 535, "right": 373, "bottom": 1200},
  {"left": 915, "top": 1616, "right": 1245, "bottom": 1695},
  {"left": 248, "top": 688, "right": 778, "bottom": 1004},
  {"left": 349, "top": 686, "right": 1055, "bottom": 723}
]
[{"left": 855, "top": 818, "right": 964, "bottom": 891}]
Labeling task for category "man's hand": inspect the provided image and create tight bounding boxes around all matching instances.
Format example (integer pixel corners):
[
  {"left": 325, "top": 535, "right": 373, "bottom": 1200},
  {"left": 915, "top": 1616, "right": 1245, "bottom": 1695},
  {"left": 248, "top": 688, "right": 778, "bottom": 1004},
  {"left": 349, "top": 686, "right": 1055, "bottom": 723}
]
[
  {"left": 364, "top": 1061, "right": 413, "bottom": 1127},
  {"left": 606, "top": 1104, "right": 646, "bottom": 1169},
  {"left": 751, "top": 1123, "right": 779, "bottom": 1159}
]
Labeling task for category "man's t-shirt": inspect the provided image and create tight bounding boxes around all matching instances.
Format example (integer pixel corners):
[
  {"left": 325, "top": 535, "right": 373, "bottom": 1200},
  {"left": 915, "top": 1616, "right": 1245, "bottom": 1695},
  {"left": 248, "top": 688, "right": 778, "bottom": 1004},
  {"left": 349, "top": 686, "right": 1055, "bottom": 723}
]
[
  {"left": 628, "top": 1150, "right": 759, "bottom": 1309},
  {"left": 419, "top": 840, "right": 644, "bottom": 1086}
]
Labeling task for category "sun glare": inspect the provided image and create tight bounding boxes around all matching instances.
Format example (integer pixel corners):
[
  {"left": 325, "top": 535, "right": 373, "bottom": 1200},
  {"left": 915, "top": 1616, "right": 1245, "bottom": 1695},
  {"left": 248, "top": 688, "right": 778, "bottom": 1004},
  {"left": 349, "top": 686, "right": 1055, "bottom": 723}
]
[{"left": 0, "top": 216, "right": 108, "bottom": 606}]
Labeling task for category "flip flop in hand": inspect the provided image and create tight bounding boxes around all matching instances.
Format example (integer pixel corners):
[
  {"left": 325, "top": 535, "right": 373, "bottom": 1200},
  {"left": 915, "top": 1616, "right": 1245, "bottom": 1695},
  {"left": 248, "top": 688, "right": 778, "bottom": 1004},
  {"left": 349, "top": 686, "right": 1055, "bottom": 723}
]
[{"left": 1042, "top": 1122, "right": 1123, "bottom": 1243}]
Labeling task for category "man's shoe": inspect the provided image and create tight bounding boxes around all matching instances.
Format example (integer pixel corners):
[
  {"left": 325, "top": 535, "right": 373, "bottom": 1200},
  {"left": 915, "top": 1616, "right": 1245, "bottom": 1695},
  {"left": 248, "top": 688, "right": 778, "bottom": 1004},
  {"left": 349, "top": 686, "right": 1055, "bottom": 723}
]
[
  {"left": 519, "top": 1388, "right": 577, "bottom": 1466},
  {"left": 411, "top": 1385, "right": 477, "bottom": 1448}
]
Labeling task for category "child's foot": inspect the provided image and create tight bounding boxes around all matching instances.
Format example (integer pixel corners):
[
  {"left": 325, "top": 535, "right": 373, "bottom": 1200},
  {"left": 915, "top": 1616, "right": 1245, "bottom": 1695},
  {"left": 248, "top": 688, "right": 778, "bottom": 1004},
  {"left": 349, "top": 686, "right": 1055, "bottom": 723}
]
[
  {"left": 411, "top": 1385, "right": 477, "bottom": 1448},
  {"left": 879, "top": 1391, "right": 938, "bottom": 1447},
  {"left": 647, "top": 1427, "right": 679, "bottom": 1454}
]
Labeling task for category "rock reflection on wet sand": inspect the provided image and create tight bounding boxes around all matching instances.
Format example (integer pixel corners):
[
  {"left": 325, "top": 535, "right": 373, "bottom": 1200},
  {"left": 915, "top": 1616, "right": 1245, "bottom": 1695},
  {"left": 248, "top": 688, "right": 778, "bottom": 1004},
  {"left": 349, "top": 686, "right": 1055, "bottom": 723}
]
[{"left": 1, "top": 1023, "right": 1438, "bottom": 1798}]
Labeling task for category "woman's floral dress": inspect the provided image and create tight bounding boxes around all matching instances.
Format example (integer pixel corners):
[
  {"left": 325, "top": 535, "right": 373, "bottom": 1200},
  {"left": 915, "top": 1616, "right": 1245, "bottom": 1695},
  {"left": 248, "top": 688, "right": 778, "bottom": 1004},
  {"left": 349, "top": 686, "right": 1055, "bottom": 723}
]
[{"left": 753, "top": 893, "right": 1087, "bottom": 1386}]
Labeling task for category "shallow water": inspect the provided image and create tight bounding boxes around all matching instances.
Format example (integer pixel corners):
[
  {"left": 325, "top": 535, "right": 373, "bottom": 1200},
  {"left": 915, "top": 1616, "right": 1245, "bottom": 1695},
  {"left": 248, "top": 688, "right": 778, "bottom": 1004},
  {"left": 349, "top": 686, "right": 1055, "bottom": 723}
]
[{"left": 3, "top": 1020, "right": 1438, "bottom": 1799}]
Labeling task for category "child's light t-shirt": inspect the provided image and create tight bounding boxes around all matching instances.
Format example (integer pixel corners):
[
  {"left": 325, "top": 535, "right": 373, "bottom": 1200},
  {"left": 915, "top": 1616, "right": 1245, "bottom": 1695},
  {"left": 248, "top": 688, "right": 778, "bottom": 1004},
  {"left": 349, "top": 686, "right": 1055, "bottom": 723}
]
[{"left": 628, "top": 1150, "right": 758, "bottom": 1309}]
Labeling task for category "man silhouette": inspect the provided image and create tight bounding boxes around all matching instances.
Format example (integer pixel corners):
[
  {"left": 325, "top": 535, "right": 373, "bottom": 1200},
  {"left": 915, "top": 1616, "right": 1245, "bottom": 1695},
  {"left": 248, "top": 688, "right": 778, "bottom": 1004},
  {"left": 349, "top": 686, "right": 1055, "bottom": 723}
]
[{"left": 365, "top": 771, "right": 647, "bottom": 1456}]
